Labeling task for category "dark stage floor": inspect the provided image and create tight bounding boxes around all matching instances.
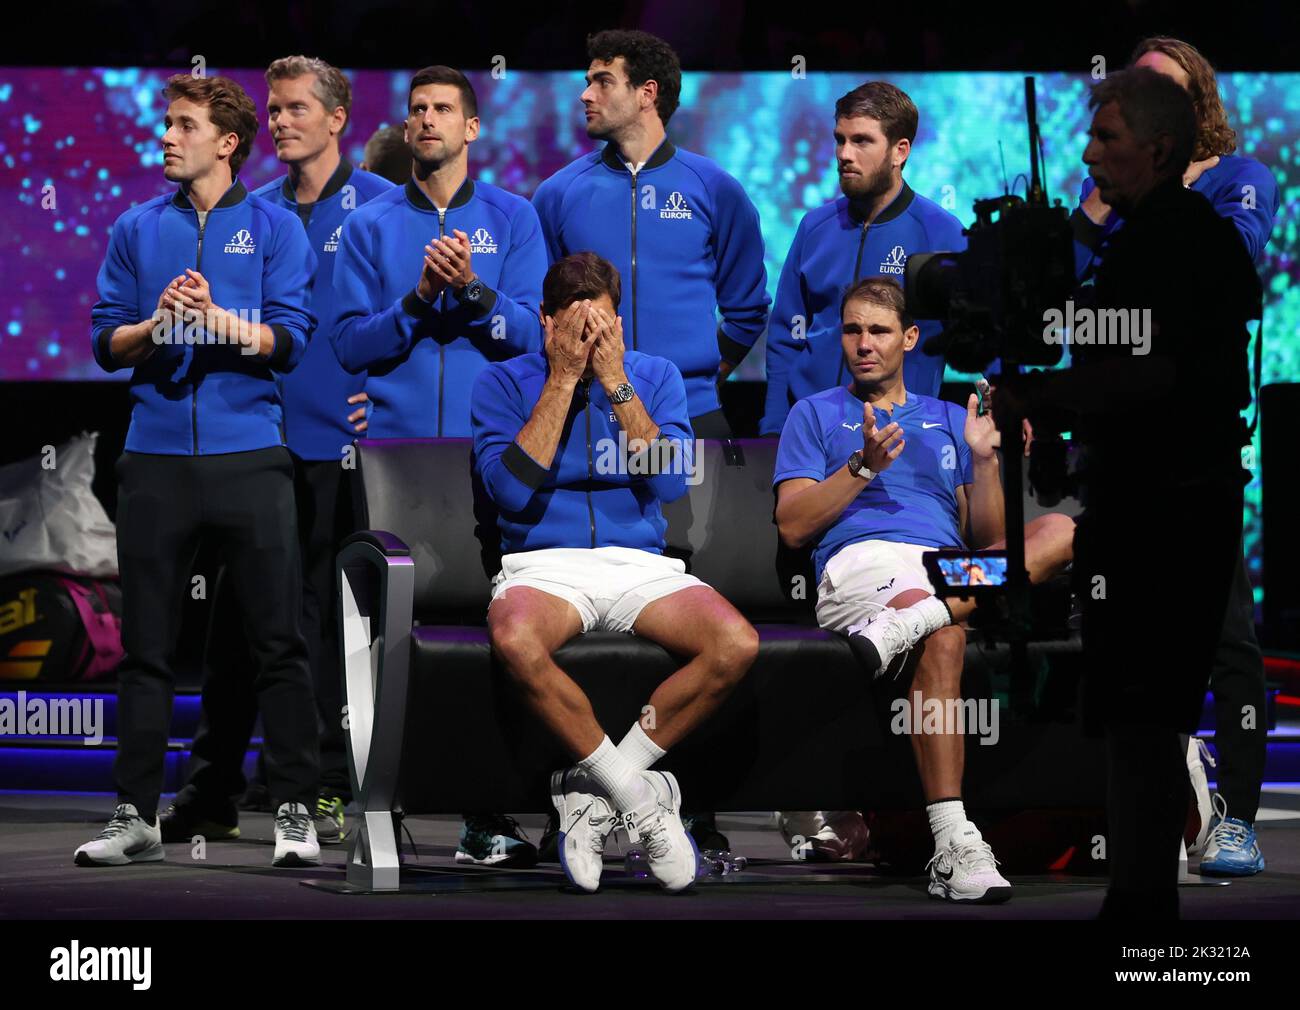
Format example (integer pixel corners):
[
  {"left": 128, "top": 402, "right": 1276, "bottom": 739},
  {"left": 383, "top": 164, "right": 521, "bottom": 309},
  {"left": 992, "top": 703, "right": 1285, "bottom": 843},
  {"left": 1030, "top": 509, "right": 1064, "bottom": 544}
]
[{"left": 4, "top": 792, "right": 1300, "bottom": 920}]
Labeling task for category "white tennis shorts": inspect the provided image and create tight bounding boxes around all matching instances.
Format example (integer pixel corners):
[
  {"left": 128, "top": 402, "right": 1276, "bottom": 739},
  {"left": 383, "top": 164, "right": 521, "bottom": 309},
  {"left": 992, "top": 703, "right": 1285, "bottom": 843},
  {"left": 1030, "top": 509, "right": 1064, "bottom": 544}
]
[
  {"left": 490, "top": 545, "right": 704, "bottom": 634},
  {"left": 814, "top": 540, "right": 937, "bottom": 634}
]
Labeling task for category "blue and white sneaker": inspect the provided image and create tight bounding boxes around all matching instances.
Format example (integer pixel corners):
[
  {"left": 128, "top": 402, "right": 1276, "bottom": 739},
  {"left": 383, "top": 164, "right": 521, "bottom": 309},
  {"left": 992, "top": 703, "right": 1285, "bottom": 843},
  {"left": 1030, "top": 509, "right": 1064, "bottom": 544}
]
[
  {"left": 1198, "top": 795, "right": 1265, "bottom": 877},
  {"left": 455, "top": 814, "right": 539, "bottom": 868},
  {"left": 622, "top": 770, "right": 699, "bottom": 893},
  {"left": 550, "top": 770, "right": 619, "bottom": 892}
]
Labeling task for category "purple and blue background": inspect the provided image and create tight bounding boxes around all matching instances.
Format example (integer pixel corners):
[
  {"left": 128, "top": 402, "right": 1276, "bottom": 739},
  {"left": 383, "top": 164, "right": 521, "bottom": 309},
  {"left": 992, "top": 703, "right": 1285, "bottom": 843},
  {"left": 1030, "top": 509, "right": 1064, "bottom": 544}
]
[{"left": 3, "top": 66, "right": 1297, "bottom": 592}]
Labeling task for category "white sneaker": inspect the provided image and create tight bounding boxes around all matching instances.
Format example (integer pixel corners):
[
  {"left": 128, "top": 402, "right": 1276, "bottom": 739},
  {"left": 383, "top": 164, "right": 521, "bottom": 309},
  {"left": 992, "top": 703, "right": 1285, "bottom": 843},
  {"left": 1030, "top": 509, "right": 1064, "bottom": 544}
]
[
  {"left": 74, "top": 803, "right": 164, "bottom": 866},
  {"left": 1186, "top": 737, "right": 1217, "bottom": 856},
  {"left": 847, "top": 608, "right": 923, "bottom": 678},
  {"left": 622, "top": 771, "right": 699, "bottom": 892},
  {"left": 779, "top": 810, "right": 873, "bottom": 861},
  {"left": 927, "top": 822, "right": 1012, "bottom": 904},
  {"left": 550, "top": 769, "right": 619, "bottom": 892},
  {"left": 272, "top": 801, "right": 321, "bottom": 867}
]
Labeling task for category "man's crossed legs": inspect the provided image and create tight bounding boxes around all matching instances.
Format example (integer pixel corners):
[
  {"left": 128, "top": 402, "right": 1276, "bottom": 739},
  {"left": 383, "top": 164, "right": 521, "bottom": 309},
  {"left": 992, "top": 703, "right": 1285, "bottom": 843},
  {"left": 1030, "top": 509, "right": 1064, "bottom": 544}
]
[
  {"left": 784, "top": 512, "right": 1076, "bottom": 902},
  {"left": 487, "top": 547, "right": 758, "bottom": 892}
]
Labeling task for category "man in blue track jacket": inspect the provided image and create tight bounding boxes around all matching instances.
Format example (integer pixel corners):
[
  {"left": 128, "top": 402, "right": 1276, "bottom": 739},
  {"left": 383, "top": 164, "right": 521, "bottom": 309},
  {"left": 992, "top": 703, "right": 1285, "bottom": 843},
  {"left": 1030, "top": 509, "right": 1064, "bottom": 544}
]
[
  {"left": 472, "top": 252, "right": 758, "bottom": 894},
  {"left": 532, "top": 30, "right": 770, "bottom": 436},
  {"left": 160, "top": 57, "right": 394, "bottom": 851},
  {"left": 761, "top": 82, "right": 967, "bottom": 436},
  {"left": 78, "top": 74, "right": 322, "bottom": 869},
  {"left": 329, "top": 65, "right": 547, "bottom": 438}
]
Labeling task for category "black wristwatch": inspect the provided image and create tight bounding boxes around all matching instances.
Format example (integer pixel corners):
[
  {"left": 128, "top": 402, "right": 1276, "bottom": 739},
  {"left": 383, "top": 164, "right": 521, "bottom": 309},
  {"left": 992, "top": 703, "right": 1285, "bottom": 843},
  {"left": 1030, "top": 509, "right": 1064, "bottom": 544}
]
[
  {"left": 455, "top": 276, "right": 486, "bottom": 306},
  {"left": 847, "top": 449, "right": 876, "bottom": 481},
  {"left": 608, "top": 381, "right": 636, "bottom": 404}
]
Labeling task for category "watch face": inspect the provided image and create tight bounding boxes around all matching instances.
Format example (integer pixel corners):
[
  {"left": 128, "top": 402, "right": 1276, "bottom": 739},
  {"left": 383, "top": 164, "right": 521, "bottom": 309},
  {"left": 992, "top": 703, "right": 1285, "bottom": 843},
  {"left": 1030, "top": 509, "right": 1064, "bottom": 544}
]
[{"left": 612, "top": 382, "right": 635, "bottom": 403}]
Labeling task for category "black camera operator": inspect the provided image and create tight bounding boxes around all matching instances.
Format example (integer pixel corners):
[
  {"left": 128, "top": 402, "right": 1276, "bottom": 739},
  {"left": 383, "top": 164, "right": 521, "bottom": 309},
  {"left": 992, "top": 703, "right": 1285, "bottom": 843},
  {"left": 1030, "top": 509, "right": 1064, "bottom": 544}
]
[{"left": 998, "top": 67, "right": 1262, "bottom": 919}]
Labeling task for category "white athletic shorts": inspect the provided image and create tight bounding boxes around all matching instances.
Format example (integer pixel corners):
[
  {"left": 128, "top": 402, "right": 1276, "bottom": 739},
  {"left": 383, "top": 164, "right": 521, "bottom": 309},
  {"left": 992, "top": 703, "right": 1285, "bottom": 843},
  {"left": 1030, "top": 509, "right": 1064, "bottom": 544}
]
[
  {"left": 490, "top": 546, "right": 705, "bottom": 634},
  {"left": 814, "top": 540, "right": 937, "bottom": 634}
]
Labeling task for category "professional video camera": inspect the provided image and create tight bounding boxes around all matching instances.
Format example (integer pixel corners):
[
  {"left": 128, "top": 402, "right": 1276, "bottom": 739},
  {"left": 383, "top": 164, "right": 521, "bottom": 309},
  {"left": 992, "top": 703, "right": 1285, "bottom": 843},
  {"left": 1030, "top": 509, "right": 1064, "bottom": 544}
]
[
  {"left": 904, "top": 78, "right": 1076, "bottom": 376},
  {"left": 904, "top": 78, "right": 1080, "bottom": 693}
]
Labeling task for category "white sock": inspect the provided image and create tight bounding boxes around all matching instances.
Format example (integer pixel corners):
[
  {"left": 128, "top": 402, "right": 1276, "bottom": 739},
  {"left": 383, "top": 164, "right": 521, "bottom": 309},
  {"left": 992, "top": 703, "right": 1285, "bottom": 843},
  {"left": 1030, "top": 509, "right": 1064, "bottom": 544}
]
[
  {"left": 578, "top": 736, "right": 652, "bottom": 812},
  {"left": 848, "top": 596, "right": 951, "bottom": 646},
  {"left": 910, "top": 596, "right": 952, "bottom": 639},
  {"left": 617, "top": 721, "right": 666, "bottom": 772},
  {"left": 927, "top": 798, "right": 967, "bottom": 849}
]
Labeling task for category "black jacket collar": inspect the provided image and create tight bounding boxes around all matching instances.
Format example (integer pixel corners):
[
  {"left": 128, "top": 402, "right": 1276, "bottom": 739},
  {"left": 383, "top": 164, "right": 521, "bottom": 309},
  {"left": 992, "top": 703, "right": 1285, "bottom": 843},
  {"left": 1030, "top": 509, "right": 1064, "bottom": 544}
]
[
  {"left": 1126, "top": 175, "right": 1189, "bottom": 222},
  {"left": 172, "top": 178, "right": 247, "bottom": 211},
  {"left": 279, "top": 158, "right": 355, "bottom": 205},
  {"left": 404, "top": 175, "right": 475, "bottom": 212},
  {"left": 847, "top": 181, "right": 915, "bottom": 225},
  {"left": 600, "top": 137, "right": 677, "bottom": 173}
]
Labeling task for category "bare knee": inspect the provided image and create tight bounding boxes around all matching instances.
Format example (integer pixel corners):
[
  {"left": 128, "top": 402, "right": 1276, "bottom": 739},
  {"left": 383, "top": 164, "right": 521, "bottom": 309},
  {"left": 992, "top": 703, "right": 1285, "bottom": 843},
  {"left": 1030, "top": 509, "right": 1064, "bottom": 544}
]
[
  {"left": 488, "top": 612, "right": 549, "bottom": 680},
  {"left": 711, "top": 618, "right": 760, "bottom": 684},
  {"left": 915, "top": 625, "right": 966, "bottom": 690},
  {"left": 1032, "top": 512, "right": 1077, "bottom": 553}
]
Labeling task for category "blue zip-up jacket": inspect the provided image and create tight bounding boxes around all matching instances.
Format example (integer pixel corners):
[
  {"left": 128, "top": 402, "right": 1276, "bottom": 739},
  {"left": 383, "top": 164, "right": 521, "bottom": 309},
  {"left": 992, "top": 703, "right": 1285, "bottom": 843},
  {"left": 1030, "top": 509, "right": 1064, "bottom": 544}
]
[
  {"left": 330, "top": 177, "right": 547, "bottom": 438},
  {"left": 1071, "top": 154, "right": 1278, "bottom": 278},
  {"left": 91, "top": 179, "right": 316, "bottom": 455},
  {"left": 471, "top": 350, "right": 693, "bottom": 556},
  {"left": 252, "top": 160, "right": 394, "bottom": 460},
  {"left": 760, "top": 183, "right": 967, "bottom": 435},
  {"left": 532, "top": 140, "right": 770, "bottom": 419}
]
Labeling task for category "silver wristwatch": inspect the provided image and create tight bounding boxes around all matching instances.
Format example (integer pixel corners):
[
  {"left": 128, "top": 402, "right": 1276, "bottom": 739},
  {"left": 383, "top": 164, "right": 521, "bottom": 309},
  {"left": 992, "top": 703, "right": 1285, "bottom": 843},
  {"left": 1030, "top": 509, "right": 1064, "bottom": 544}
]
[
  {"left": 608, "top": 381, "right": 636, "bottom": 404},
  {"left": 847, "top": 449, "right": 876, "bottom": 481}
]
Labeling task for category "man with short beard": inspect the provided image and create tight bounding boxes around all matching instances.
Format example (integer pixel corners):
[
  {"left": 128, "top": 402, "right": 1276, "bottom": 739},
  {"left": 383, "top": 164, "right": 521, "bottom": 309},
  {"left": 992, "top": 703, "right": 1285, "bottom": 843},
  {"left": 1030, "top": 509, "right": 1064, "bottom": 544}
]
[
  {"left": 330, "top": 65, "right": 546, "bottom": 440},
  {"left": 533, "top": 29, "right": 770, "bottom": 438},
  {"left": 761, "top": 82, "right": 966, "bottom": 437},
  {"left": 329, "top": 65, "right": 548, "bottom": 866}
]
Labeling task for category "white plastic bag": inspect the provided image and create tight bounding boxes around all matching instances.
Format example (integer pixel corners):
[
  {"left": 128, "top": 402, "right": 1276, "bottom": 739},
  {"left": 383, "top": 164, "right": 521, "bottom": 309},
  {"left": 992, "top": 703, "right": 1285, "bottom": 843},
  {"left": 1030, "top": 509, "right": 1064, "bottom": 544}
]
[{"left": 0, "top": 432, "right": 118, "bottom": 577}]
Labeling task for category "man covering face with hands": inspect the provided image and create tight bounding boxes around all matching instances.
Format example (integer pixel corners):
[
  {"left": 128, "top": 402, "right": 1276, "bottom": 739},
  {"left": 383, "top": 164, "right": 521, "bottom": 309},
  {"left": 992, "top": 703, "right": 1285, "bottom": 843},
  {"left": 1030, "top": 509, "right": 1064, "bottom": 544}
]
[{"left": 470, "top": 252, "right": 759, "bottom": 895}]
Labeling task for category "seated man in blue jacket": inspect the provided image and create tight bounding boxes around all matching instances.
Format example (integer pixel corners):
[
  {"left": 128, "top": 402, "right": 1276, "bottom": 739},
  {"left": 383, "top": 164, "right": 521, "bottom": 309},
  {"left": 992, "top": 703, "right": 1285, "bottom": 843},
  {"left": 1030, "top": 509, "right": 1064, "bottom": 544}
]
[
  {"left": 471, "top": 252, "right": 759, "bottom": 893},
  {"left": 78, "top": 74, "right": 321, "bottom": 869}
]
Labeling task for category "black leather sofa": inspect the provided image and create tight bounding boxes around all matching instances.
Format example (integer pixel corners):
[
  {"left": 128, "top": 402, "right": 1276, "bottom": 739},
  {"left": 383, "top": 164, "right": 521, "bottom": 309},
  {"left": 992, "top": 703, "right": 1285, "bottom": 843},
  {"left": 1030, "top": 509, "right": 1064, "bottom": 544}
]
[{"left": 335, "top": 436, "right": 1101, "bottom": 888}]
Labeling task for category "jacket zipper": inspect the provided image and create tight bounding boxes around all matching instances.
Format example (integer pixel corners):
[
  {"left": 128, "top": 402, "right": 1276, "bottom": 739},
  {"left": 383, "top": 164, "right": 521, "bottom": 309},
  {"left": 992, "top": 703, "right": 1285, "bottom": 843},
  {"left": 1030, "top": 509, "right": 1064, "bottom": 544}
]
[
  {"left": 628, "top": 169, "right": 638, "bottom": 351},
  {"left": 583, "top": 379, "right": 596, "bottom": 549},
  {"left": 192, "top": 212, "right": 207, "bottom": 454},
  {"left": 437, "top": 208, "right": 446, "bottom": 437},
  {"left": 837, "top": 220, "right": 871, "bottom": 386}
]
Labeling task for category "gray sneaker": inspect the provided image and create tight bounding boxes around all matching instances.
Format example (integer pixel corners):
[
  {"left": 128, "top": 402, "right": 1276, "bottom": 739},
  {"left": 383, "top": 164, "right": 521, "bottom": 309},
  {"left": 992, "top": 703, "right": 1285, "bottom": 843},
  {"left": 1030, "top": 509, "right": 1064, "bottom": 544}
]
[
  {"left": 313, "top": 795, "right": 346, "bottom": 846},
  {"left": 272, "top": 802, "right": 321, "bottom": 867},
  {"left": 74, "top": 803, "right": 164, "bottom": 867}
]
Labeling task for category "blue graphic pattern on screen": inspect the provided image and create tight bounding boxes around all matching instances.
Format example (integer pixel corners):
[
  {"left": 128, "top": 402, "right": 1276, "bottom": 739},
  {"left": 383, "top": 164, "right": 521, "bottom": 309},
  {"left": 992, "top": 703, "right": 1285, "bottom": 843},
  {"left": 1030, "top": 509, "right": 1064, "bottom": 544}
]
[
  {"left": 939, "top": 556, "right": 1010, "bottom": 587},
  {"left": 2, "top": 67, "right": 1296, "bottom": 595}
]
